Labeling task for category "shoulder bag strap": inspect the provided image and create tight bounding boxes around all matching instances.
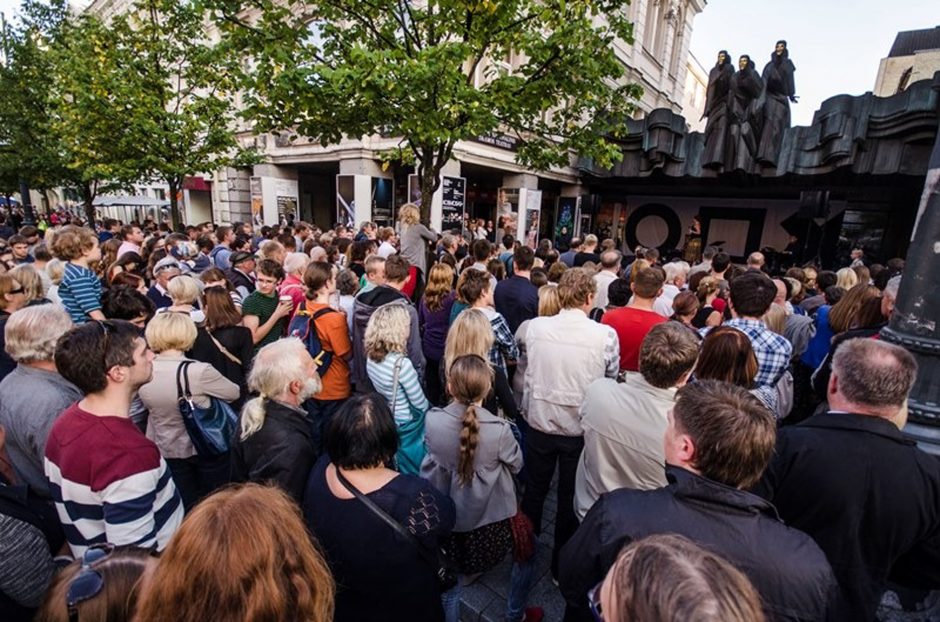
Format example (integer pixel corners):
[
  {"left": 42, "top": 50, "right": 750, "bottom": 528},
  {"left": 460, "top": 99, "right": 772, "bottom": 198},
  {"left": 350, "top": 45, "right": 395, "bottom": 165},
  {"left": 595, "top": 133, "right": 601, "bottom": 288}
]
[
  {"left": 390, "top": 354, "right": 405, "bottom": 409},
  {"left": 206, "top": 329, "right": 242, "bottom": 366},
  {"left": 176, "top": 361, "right": 188, "bottom": 402},
  {"left": 335, "top": 467, "right": 435, "bottom": 566},
  {"left": 179, "top": 360, "right": 194, "bottom": 401}
]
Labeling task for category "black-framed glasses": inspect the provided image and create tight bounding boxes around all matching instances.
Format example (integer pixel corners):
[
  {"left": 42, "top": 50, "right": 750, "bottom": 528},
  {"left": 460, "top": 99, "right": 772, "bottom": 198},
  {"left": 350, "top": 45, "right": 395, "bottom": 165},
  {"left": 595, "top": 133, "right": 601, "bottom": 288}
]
[
  {"left": 588, "top": 581, "right": 604, "bottom": 621},
  {"left": 8, "top": 286, "right": 24, "bottom": 295},
  {"left": 66, "top": 543, "right": 115, "bottom": 621}
]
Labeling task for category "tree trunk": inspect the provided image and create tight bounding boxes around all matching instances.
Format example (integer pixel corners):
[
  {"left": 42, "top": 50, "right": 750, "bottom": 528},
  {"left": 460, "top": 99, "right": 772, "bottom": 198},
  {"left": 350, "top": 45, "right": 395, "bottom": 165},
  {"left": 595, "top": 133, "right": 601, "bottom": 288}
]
[
  {"left": 416, "top": 146, "right": 443, "bottom": 225},
  {"left": 168, "top": 177, "right": 182, "bottom": 231},
  {"left": 81, "top": 182, "right": 97, "bottom": 228}
]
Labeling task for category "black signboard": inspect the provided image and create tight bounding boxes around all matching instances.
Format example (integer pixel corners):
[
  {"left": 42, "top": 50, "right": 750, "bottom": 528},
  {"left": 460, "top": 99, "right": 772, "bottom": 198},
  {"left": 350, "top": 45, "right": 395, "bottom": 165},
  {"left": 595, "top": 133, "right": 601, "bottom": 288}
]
[{"left": 441, "top": 176, "right": 466, "bottom": 230}]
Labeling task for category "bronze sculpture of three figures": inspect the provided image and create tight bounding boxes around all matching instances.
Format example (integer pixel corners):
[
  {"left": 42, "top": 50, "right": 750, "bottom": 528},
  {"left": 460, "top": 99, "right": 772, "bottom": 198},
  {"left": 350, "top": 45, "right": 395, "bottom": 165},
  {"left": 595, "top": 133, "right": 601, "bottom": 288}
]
[{"left": 701, "top": 41, "right": 797, "bottom": 172}]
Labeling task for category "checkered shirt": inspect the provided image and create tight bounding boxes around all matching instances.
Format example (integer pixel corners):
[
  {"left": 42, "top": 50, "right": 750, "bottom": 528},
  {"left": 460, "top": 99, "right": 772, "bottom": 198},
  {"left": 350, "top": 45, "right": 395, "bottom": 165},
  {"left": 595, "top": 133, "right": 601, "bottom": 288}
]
[{"left": 701, "top": 318, "right": 792, "bottom": 389}]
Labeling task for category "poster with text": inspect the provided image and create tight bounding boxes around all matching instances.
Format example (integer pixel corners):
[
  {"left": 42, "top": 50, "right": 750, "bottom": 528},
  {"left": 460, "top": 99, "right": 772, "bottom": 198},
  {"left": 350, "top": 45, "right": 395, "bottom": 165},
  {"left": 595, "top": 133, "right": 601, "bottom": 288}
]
[
  {"left": 336, "top": 175, "right": 356, "bottom": 226},
  {"left": 250, "top": 177, "right": 263, "bottom": 227},
  {"left": 441, "top": 176, "right": 466, "bottom": 231}
]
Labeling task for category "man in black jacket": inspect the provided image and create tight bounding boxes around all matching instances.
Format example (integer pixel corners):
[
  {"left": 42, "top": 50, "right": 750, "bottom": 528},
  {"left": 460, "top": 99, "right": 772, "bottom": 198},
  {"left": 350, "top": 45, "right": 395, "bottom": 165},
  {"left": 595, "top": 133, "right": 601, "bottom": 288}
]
[
  {"left": 755, "top": 338, "right": 940, "bottom": 621},
  {"left": 559, "top": 380, "right": 835, "bottom": 622}
]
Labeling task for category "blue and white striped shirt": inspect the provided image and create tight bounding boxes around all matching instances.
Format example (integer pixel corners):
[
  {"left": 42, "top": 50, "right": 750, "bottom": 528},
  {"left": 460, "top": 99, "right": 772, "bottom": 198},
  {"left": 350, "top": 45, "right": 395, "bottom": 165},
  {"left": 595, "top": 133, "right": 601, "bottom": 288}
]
[
  {"left": 367, "top": 352, "right": 430, "bottom": 426},
  {"left": 59, "top": 262, "right": 102, "bottom": 324}
]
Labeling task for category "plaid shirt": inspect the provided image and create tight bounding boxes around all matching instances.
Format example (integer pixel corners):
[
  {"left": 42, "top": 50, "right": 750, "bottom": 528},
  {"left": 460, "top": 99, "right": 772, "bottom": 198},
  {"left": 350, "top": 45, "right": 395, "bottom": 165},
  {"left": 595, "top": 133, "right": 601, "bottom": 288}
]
[
  {"left": 701, "top": 318, "right": 792, "bottom": 389},
  {"left": 480, "top": 307, "right": 520, "bottom": 373}
]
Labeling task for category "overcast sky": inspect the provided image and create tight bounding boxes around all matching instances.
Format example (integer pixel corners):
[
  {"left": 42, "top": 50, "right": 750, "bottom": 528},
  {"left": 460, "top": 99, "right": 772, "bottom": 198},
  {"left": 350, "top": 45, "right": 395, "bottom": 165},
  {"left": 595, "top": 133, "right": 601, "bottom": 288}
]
[
  {"left": 1, "top": 0, "right": 938, "bottom": 128},
  {"left": 689, "top": 0, "right": 939, "bottom": 125}
]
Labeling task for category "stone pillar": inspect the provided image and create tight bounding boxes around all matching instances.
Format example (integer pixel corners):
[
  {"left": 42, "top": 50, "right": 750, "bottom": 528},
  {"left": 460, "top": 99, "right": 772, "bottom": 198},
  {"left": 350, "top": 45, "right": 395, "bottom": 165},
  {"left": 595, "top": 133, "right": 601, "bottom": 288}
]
[
  {"left": 881, "top": 94, "right": 940, "bottom": 454},
  {"left": 214, "top": 167, "right": 251, "bottom": 224}
]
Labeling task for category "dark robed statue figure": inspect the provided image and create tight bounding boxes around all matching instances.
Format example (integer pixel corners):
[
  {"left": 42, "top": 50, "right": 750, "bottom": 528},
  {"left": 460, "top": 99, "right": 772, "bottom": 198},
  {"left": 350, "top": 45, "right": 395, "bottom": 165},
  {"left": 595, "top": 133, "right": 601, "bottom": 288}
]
[
  {"left": 727, "top": 54, "right": 764, "bottom": 172},
  {"left": 702, "top": 50, "right": 734, "bottom": 170},
  {"left": 757, "top": 40, "right": 798, "bottom": 167}
]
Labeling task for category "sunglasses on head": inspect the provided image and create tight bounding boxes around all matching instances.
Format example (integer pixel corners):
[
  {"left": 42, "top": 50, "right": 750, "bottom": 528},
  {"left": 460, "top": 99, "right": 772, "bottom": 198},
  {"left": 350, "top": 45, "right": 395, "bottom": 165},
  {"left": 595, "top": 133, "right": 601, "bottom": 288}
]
[
  {"left": 66, "top": 543, "right": 115, "bottom": 621},
  {"left": 588, "top": 581, "right": 604, "bottom": 621}
]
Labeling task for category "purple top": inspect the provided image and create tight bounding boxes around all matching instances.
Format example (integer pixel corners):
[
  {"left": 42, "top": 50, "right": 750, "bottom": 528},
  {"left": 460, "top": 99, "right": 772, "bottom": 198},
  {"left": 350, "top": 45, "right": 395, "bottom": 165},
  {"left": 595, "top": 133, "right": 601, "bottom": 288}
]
[{"left": 418, "top": 291, "right": 456, "bottom": 361}]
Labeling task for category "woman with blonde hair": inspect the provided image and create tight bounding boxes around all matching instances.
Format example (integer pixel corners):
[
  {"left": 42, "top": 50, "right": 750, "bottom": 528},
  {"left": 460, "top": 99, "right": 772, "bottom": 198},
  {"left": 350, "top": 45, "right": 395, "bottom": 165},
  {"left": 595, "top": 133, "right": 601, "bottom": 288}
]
[
  {"left": 692, "top": 276, "right": 723, "bottom": 328},
  {"left": 422, "top": 354, "right": 523, "bottom": 622},
  {"left": 397, "top": 202, "right": 439, "bottom": 302},
  {"left": 139, "top": 312, "right": 240, "bottom": 510},
  {"left": 835, "top": 267, "right": 858, "bottom": 291},
  {"left": 365, "top": 303, "right": 430, "bottom": 474},
  {"left": 419, "top": 262, "right": 457, "bottom": 406},
  {"left": 45, "top": 258, "right": 65, "bottom": 304},
  {"left": 135, "top": 483, "right": 335, "bottom": 622},
  {"left": 8, "top": 263, "right": 49, "bottom": 305},
  {"left": 0, "top": 273, "right": 29, "bottom": 381},
  {"left": 159, "top": 274, "right": 205, "bottom": 324},
  {"left": 444, "top": 308, "right": 520, "bottom": 423},
  {"left": 591, "top": 534, "right": 766, "bottom": 622}
]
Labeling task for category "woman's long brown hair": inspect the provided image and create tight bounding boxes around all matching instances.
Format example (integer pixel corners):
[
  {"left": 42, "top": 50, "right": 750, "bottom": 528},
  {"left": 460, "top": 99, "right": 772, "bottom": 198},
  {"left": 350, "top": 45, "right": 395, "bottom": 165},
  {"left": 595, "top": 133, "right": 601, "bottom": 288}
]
[{"left": 134, "top": 484, "right": 335, "bottom": 622}]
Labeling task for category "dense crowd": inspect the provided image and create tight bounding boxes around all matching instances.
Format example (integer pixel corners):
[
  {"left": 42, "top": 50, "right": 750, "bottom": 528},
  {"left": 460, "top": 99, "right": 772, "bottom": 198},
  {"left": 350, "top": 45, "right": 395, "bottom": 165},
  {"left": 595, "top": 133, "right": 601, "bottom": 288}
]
[{"left": 0, "top": 205, "right": 937, "bottom": 622}]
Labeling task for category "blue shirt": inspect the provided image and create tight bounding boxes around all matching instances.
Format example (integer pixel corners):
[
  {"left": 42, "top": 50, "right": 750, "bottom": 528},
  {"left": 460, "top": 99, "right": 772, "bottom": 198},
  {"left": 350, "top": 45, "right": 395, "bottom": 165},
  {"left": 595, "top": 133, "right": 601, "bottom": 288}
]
[{"left": 59, "top": 262, "right": 102, "bottom": 324}]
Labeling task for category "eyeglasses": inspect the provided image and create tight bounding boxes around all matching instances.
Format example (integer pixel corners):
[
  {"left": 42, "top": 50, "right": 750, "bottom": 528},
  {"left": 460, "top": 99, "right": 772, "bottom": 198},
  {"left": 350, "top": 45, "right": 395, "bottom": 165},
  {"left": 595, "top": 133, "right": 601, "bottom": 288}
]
[
  {"left": 96, "top": 320, "right": 114, "bottom": 370},
  {"left": 66, "top": 543, "right": 115, "bottom": 621},
  {"left": 8, "top": 286, "right": 24, "bottom": 295},
  {"left": 587, "top": 581, "right": 604, "bottom": 621}
]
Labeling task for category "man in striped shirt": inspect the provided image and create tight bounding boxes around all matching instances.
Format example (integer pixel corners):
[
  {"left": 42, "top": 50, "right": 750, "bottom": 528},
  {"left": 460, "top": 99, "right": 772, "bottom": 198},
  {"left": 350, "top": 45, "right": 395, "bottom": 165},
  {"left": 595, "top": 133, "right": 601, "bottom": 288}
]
[
  {"left": 51, "top": 225, "right": 105, "bottom": 324},
  {"left": 44, "top": 320, "right": 184, "bottom": 556}
]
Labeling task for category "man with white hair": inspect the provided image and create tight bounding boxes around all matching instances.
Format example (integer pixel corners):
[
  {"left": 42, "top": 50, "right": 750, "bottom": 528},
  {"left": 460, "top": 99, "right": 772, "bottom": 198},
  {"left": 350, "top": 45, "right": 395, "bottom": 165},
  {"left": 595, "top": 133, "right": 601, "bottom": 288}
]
[
  {"left": 230, "top": 338, "right": 322, "bottom": 502},
  {"left": 881, "top": 274, "right": 901, "bottom": 318},
  {"left": 653, "top": 261, "right": 689, "bottom": 317},
  {"left": 279, "top": 252, "right": 311, "bottom": 318},
  {"left": 0, "top": 305, "right": 80, "bottom": 497},
  {"left": 757, "top": 339, "right": 940, "bottom": 620}
]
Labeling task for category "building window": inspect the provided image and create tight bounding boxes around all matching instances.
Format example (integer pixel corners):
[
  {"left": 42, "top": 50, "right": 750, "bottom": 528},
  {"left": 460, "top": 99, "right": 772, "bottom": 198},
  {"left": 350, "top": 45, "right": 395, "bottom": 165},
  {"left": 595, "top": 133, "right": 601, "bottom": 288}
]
[{"left": 897, "top": 67, "right": 913, "bottom": 94}]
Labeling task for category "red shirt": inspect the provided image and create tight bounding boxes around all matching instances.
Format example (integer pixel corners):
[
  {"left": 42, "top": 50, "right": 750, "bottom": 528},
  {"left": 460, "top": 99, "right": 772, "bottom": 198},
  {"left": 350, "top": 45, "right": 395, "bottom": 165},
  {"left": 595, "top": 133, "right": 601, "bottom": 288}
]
[{"left": 602, "top": 306, "right": 667, "bottom": 371}]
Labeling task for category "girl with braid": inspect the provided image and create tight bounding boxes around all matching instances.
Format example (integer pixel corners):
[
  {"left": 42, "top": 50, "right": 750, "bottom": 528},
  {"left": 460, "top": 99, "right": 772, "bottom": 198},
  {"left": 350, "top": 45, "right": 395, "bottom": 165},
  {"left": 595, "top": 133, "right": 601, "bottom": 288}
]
[{"left": 421, "top": 354, "right": 524, "bottom": 622}]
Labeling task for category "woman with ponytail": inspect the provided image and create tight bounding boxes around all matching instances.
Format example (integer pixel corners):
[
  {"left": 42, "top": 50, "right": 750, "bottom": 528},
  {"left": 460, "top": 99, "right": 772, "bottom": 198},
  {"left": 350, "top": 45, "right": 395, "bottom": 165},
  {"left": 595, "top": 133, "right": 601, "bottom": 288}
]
[{"left": 421, "top": 354, "right": 523, "bottom": 622}]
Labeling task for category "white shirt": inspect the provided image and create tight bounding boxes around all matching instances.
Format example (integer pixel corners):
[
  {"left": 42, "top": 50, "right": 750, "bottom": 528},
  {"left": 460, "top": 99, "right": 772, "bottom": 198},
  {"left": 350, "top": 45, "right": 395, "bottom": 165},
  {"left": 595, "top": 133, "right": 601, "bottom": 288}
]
[{"left": 653, "top": 283, "right": 681, "bottom": 317}]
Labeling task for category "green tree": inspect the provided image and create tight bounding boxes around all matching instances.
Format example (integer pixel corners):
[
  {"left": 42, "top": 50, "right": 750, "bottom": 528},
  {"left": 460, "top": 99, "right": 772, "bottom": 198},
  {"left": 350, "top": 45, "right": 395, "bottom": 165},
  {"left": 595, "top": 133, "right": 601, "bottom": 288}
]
[
  {"left": 207, "top": 0, "right": 642, "bottom": 222},
  {"left": 0, "top": 1, "right": 72, "bottom": 216},
  {"left": 49, "top": 12, "right": 150, "bottom": 224}
]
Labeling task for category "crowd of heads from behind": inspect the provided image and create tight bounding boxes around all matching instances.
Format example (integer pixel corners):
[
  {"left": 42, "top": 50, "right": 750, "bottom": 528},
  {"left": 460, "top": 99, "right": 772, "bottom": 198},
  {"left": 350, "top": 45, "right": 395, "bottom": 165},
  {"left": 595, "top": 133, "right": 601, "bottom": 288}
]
[{"left": 0, "top": 206, "right": 935, "bottom": 622}]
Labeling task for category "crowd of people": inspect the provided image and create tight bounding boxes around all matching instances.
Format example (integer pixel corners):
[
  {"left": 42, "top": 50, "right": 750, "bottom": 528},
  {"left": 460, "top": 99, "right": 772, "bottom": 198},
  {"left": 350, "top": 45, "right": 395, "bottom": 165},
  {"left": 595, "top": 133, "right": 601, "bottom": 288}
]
[{"left": 0, "top": 207, "right": 938, "bottom": 622}]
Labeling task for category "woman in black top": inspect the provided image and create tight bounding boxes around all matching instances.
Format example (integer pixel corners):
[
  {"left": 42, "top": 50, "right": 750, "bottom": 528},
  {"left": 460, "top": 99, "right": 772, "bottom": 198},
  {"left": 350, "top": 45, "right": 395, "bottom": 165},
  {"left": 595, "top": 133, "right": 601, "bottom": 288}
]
[
  {"left": 303, "top": 394, "right": 456, "bottom": 622},
  {"left": 187, "top": 286, "right": 254, "bottom": 407}
]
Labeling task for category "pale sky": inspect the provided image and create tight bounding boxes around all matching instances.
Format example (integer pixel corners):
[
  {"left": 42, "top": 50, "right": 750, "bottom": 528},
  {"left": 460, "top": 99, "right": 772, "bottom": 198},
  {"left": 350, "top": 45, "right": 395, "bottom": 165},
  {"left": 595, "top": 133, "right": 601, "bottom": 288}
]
[
  {"left": 1, "top": 0, "right": 938, "bottom": 128},
  {"left": 689, "top": 0, "right": 940, "bottom": 125}
]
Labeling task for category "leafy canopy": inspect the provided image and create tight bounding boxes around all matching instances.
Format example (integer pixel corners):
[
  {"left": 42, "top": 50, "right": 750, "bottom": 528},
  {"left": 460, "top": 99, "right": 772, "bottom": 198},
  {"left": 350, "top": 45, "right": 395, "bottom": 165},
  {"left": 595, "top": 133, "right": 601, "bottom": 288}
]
[{"left": 207, "top": 0, "right": 641, "bottom": 219}]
